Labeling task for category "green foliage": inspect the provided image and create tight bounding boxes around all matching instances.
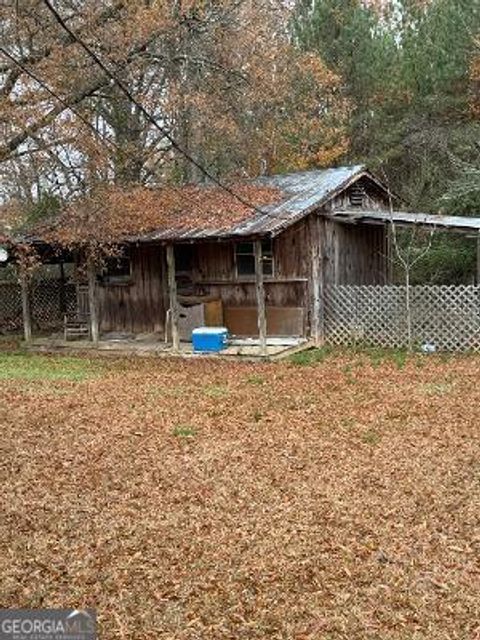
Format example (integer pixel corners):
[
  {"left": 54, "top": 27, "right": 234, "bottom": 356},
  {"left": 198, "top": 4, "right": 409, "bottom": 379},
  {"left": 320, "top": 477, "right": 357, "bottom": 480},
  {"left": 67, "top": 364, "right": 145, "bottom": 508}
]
[
  {"left": 395, "top": 232, "right": 477, "bottom": 285},
  {"left": 293, "top": 0, "right": 480, "bottom": 211},
  {"left": 293, "top": 0, "right": 480, "bottom": 283}
]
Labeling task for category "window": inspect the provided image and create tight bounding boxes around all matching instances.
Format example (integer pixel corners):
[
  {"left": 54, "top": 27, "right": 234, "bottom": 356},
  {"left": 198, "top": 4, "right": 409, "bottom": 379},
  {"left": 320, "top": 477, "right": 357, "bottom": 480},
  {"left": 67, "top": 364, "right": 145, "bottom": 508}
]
[
  {"left": 235, "top": 240, "right": 273, "bottom": 277},
  {"left": 175, "top": 245, "right": 194, "bottom": 273},
  {"left": 102, "top": 249, "right": 132, "bottom": 283}
]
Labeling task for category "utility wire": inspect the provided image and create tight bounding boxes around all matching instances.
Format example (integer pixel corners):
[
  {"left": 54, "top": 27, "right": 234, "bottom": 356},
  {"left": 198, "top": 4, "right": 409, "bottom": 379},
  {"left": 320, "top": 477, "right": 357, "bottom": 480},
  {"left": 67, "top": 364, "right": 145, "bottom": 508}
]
[
  {"left": 41, "top": 0, "right": 275, "bottom": 218},
  {"left": 1, "top": 44, "right": 285, "bottom": 225},
  {"left": 4, "top": 5, "right": 287, "bottom": 226}
]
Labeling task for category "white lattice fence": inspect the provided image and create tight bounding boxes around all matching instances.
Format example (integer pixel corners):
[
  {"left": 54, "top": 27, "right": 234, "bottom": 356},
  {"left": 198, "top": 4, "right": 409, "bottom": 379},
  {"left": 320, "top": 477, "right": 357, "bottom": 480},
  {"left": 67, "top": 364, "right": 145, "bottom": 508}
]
[{"left": 323, "top": 285, "right": 480, "bottom": 352}]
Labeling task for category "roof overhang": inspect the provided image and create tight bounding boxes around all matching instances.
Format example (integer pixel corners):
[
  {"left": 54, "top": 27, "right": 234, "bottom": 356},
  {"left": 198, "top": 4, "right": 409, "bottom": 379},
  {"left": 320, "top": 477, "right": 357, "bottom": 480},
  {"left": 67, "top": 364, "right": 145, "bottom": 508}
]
[{"left": 330, "top": 209, "right": 480, "bottom": 236}]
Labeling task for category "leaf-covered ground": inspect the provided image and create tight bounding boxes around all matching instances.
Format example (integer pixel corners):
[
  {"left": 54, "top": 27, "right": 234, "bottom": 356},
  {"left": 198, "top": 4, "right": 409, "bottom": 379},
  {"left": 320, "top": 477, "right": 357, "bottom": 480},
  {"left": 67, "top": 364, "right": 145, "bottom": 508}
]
[{"left": 0, "top": 349, "right": 479, "bottom": 639}]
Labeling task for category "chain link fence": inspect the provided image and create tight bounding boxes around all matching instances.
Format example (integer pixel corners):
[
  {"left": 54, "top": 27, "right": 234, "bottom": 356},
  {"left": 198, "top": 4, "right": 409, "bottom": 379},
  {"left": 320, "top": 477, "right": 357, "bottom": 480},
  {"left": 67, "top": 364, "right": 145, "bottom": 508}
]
[{"left": 0, "top": 265, "right": 76, "bottom": 334}]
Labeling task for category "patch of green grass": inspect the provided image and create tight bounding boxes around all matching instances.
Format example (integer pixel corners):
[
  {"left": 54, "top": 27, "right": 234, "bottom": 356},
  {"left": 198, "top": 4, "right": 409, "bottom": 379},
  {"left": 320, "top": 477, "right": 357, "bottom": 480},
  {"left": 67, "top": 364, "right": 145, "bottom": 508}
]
[
  {"left": 172, "top": 425, "right": 196, "bottom": 438},
  {"left": 246, "top": 374, "right": 265, "bottom": 386},
  {"left": 203, "top": 384, "right": 229, "bottom": 398},
  {"left": 350, "top": 345, "right": 408, "bottom": 369},
  {"left": 289, "top": 346, "right": 333, "bottom": 366},
  {"left": 0, "top": 353, "right": 99, "bottom": 381},
  {"left": 421, "top": 382, "right": 454, "bottom": 396},
  {"left": 339, "top": 417, "right": 357, "bottom": 429},
  {"left": 438, "top": 352, "right": 453, "bottom": 364},
  {"left": 361, "top": 429, "right": 381, "bottom": 446},
  {"left": 340, "top": 363, "right": 357, "bottom": 385}
]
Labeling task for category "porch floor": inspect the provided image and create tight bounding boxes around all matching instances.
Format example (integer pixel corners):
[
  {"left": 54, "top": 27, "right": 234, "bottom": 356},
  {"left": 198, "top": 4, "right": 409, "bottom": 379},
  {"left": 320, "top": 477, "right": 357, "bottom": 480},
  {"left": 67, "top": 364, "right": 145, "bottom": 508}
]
[{"left": 28, "top": 332, "right": 309, "bottom": 360}]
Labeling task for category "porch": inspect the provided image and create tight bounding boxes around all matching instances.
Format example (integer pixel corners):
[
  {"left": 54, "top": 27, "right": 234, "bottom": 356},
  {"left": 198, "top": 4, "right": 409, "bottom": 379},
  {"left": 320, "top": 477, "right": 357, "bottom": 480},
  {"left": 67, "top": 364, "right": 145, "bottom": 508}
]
[{"left": 27, "top": 332, "right": 309, "bottom": 360}]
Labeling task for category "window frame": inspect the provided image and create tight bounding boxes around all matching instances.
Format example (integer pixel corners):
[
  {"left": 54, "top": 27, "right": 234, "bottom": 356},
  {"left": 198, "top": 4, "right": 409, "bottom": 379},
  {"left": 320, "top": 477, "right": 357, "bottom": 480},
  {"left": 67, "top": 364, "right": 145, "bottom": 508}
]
[
  {"left": 101, "top": 249, "right": 133, "bottom": 285},
  {"left": 234, "top": 239, "right": 274, "bottom": 279}
]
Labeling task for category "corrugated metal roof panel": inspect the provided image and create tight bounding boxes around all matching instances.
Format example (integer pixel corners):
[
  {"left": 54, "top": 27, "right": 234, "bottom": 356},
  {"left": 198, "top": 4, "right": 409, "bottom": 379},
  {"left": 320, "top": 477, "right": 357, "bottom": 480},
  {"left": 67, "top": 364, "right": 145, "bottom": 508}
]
[
  {"left": 330, "top": 209, "right": 480, "bottom": 232},
  {"left": 134, "top": 165, "right": 367, "bottom": 241}
]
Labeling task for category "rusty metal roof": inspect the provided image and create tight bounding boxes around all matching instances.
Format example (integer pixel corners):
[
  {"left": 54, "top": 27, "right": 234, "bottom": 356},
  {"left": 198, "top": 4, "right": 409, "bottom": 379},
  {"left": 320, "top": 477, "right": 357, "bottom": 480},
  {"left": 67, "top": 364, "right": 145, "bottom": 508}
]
[
  {"left": 330, "top": 209, "right": 480, "bottom": 234},
  {"left": 136, "top": 165, "right": 369, "bottom": 242}
]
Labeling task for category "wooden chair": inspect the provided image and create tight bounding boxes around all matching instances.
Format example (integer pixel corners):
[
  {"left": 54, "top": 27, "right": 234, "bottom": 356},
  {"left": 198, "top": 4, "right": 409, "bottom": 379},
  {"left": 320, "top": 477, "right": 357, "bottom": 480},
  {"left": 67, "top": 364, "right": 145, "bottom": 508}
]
[{"left": 64, "top": 285, "right": 91, "bottom": 340}]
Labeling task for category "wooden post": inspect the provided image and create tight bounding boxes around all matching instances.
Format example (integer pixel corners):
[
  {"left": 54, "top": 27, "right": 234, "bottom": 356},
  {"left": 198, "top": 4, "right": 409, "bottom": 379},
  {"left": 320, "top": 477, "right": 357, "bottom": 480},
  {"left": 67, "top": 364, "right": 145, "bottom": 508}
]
[
  {"left": 477, "top": 233, "right": 480, "bottom": 285},
  {"left": 166, "top": 244, "right": 180, "bottom": 352},
  {"left": 310, "top": 216, "right": 322, "bottom": 346},
  {"left": 59, "top": 260, "right": 67, "bottom": 314},
  {"left": 20, "top": 271, "right": 32, "bottom": 343},
  {"left": 387, "top": 224, "right": 393, "bottom": 284},
  {"left": 87, "top": 261, "right": 99, "bottom": 344},
  {"left": 254, "top": 239, "right": 267, "bottom": 355}
]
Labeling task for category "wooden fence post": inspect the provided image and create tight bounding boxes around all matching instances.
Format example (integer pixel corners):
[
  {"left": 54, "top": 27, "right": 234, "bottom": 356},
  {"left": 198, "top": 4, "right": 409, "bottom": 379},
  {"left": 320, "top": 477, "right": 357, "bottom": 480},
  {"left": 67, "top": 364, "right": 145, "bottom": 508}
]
[
  {"left": 310, "top": 215, "right": 324, "bottom": 346},
  {"left": 477, "top": 233, "right": 480, "bottom": 285},
  {"left": 87, "top": 262, "right": 99, "bottom": 344},
  {"left": 20, "top": 271, "right": 32, "bottom": 343},
  {"left": 254, "top": 239, "right": 267, "bottom": 355},
  {"left": 166, "top": 244, "right": 180, "bottom": 352}
]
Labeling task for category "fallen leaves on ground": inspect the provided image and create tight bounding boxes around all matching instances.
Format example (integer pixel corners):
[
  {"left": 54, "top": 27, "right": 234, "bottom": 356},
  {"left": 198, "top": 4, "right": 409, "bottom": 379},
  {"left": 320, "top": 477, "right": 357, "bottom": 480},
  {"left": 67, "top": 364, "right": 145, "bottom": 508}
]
[{"left": 0, "top": 351, "right": 479, "bottom": 639}]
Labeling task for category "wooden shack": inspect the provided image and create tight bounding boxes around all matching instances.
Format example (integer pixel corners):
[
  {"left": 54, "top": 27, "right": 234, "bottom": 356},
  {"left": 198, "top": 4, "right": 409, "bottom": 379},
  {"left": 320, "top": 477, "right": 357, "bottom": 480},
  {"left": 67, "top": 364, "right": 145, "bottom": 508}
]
[
  {"left": 90, "top": 165, "right": 390, "bottom": 344},
  {"left": 11, "top": 165, "right": 393, "bottom": 347}
]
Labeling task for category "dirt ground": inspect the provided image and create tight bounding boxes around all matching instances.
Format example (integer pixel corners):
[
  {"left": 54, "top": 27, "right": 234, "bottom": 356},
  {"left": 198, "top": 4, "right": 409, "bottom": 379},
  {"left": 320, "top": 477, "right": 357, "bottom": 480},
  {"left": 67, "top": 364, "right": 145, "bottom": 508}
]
[{"left": 0, "top": 348, "right": 479, "bottom": 639}]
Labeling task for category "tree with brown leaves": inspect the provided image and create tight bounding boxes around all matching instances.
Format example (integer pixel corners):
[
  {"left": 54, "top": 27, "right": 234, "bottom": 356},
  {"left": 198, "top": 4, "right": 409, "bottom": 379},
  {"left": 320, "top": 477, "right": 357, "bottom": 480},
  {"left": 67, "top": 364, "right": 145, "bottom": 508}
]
[{"left": 0, "top": 0, "right": 348, "bottom": 211}]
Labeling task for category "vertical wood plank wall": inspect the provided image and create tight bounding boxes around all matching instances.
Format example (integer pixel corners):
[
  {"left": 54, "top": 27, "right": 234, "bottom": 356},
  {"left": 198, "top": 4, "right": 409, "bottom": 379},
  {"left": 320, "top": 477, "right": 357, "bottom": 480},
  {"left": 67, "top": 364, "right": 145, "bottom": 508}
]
[
  {"left": 98, "top": 244, "right": 166, "bottom": 334},
  {"left": 96, "top": 182, "right": 389, "bottom": 335}
]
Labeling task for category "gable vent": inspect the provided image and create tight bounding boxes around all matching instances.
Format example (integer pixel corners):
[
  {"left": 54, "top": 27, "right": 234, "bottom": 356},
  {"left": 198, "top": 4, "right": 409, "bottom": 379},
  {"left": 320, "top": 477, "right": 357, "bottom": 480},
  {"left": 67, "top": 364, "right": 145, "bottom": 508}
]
[{"left": 348, "top": 184, "right": 366, "bottom": 208}]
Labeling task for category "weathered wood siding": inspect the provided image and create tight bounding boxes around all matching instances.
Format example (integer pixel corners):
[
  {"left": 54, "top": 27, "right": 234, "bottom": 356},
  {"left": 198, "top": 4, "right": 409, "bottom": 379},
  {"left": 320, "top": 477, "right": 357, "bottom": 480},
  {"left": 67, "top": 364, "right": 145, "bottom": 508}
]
[
  {"left": 189, "top": 225, "right": 309, "bottom": 311},
  {"left": 99, "top": 244, "right": 166, "bottom": 333},
  {"left": 326, "top": 176, "right": 390, "bottom": 212},
  {"left": 97, "top": 176, "right": 389, "bottom": 335},
  {"left": 321, "top": 219, "right": 387, "bottom": 285}
]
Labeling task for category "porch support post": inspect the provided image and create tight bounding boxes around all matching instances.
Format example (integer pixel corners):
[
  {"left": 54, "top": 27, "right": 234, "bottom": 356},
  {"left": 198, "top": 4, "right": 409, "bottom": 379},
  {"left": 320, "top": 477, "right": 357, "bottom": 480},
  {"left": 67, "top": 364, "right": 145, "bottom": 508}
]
[
  {"left": 254, "top": 239, "right": 267, "bottom": 355},
  {"left": 310, "top": 215, "right": 322, "bottom": 346},
  {"left": 166, "top": 244, "right": 180, "bottom": 352},
  {"left": 87, "top": 261, "right": 99, "bottom": 345},
  {"left": 20, "top": 270, "right": 32, "bottom": 343},
  {"left": 59, "top": 260, "right": 67, "bottom": 314}
]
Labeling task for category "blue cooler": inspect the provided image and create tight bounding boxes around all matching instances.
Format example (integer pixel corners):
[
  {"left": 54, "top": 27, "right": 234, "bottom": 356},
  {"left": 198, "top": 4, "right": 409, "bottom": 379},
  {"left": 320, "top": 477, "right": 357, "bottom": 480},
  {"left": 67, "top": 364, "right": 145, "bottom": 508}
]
[{"left": 192, "top": 327, "right": 229, "bottom": 353}]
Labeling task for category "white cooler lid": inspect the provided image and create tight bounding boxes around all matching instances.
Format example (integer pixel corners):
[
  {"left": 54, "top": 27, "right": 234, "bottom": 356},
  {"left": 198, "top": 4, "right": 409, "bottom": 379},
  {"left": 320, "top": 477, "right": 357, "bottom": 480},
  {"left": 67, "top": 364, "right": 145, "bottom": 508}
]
[{"left": 192, "top": 327, "right": 228, "bottom": 335}]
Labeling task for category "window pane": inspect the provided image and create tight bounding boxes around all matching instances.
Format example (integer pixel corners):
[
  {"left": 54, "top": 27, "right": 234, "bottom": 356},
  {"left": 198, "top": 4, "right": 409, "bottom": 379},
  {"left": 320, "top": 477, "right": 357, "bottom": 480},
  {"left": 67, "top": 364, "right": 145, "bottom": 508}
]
[
  {"left": 236, "top": 242, "right": 254, "bottom": 255},
  {"left": 263, "top": 258, "right": 273, "bottom": 276},
  {"left": 106, "top": 256, "right": 131, "bottom": 278},
  {"left": 175, "top": 245, "right": 194, "bottom": 272},
  {"left": 261, "top": 239, "right": 273, "bottom": 256},
  {"left": 237, "top": 254, "right": 255, "bottom": 275}
]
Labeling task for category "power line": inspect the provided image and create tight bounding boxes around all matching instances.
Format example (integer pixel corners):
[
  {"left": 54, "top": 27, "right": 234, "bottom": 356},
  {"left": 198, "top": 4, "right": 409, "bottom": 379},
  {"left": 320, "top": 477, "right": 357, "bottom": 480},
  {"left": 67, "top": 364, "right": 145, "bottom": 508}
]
[
  {"left": 0, "top": 45, "right": 119, "bottom": 154},
  {"left": 40, "top": 0, "right": 273, "bottom": 218},
  {"left": 4, "top": 6, "right": 287, "bottom": 227}
]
